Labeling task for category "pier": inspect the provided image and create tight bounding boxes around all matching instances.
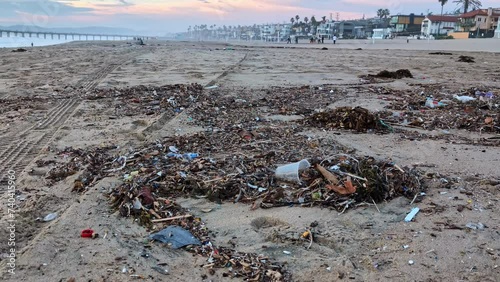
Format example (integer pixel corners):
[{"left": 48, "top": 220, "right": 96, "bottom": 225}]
[{"left": 0, "top": 29, "right": 151, "bottom": 41}]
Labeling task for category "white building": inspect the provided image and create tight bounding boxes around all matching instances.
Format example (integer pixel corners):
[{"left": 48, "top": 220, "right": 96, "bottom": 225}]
[
  {"left": 421, "top": 15, "right": 459, "bottom": 36},
  {"left": 317, "top": 21, "right": 335, "bottom": 38},
  {"left": 372, "top": 28, "right": 391, "bottom": 39},
  {"left": 260, "top": 24, "right": 276, "bottom": 41},
  {"left": 280, "top": 24, "right": 292, "bottom": 39}
]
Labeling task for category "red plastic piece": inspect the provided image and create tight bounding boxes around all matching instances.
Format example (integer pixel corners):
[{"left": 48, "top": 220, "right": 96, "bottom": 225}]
[{"left": 81, "top": 229, "right": 94, "bottom": 238}]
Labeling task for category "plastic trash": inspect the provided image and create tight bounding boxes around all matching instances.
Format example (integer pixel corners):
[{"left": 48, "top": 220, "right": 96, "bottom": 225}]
[
  {"left": 166, "top": 152, "right": 199, "bottom": 160},
  {"left": 132, "top": 198, "right": 143, "bottom": 210},
  {"left": 151, "top": 266, "right": 169, "bottom": 275},
  {"left": 425, "top": 97, "right": 447, "bottom": 108},
  {"left": 166, "top": 97, "right": 176, "bottom": 106},
  {"left": 275, "top": 159, "right": 311, "bottom": 183},
  {"left": 475, "top": 91, "right": 494, "bottom": 101},
  {"left": 81, "top": 229, "right": 98, "bottom": 238},
  {"left": 247, "top": 183, "right": 267, "bottom": 192},
  {"left": 404, "top": 207, "right": 420, "bottom": 222},
  {"left": 124, "top": 170, "right": 139, "bottom": 181},
  {"left": 183, "top": 153, "right": 199, "bottom": 160},
  {"left": 465, "top": 222, "right": 485, "bottom": 230},
  {"left": 43, "top": 212, "right": 58, "bottom": 222},
  {"left": 149, "top": 226, "right": 201, "bottom": 249},
  {"left": 205, "top": 85, "right": 218, "bottom": 90},
  {"left": 454, "top": 95, "right": 476, "bottom": 103}
]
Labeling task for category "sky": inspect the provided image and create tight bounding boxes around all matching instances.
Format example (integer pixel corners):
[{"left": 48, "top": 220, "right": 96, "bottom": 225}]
[{"left": 0, "top": 0, "right": 499, "bottom": 35}]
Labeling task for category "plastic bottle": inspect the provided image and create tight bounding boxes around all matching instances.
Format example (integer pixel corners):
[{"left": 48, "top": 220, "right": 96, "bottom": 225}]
[
  {"left": 425, "top": 97, "right": 446, "bottom": 108},
  {"left": 182, "top": 153, "right": 199, "bottom": 160},
  {"left": 43, "top": 212, "right": 58, "bottom": 222},
  {"left": 166, "top": 152, "right": 199, "bottom": 160}
]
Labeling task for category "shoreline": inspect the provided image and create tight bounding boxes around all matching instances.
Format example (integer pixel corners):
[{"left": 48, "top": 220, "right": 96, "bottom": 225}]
[
  {"left": 3, "top": 37, "right": 499, "bottom": 53},
  {"left": 177, "top": 37, "right": 500, "bottom": 53},
  {"left": 0, "top": 37, "right": 133, "bottom": 49}
]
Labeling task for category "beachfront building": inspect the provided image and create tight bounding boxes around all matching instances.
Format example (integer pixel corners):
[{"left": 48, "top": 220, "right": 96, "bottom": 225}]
[
  {"left": 353, "top": 26, "right": 366, "bottom": 38},
  {"left": 421, "top": 15, "right": 459, "bottom": 36},
  {"left": 317, "top": 20, "right": 335, "bottom": 39},
  {"left": 260, "top": 24, "right": 276, "bottom": 41},
  {"left": 331, "top": 21, "right": 355, "bottom": 38},
  {"left": 259, "top": 23, "right": 291, "bottom": 41},
  {"left": 457, "top": 7, "right": 500, "bottom": 37},
  {"left": 280, "top": 24, "right": 292, "bottom": 39},
  {"left": 496, "top": 20, "right": 500, "bottom": 38},
  {"left": 372, "top": 28, "right": 391, "bottom": 39},
  {"left": 390, "top": 14, "right": 426, "bottom": 34}
]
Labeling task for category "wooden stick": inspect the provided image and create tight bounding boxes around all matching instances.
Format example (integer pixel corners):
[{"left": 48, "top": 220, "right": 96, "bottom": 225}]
[
  {"left": 394, "top": 164, "right": 405, "bottom": 173},
  {"left": 151, "top": 214, "right": 192, "bottom": 223},
  {"left": 315, "top": 164, "right": 339, "bottom": 185},
  {"left": 337, "top": 171, "right": 368, "bottom": 181},
  {"left": 372, "top": 199, "right": 380, "bottom": 213},
  {"left": 203, "top": 173, "right": 238, "bottom": 184},
  {"left": 148, "top": 209, "right": 162, "bottom": 219}
]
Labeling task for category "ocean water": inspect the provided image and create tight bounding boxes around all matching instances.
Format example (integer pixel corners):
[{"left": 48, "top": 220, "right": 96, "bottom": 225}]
[{"left": 0, "top": 36, "right": 73, "bottom": 48}]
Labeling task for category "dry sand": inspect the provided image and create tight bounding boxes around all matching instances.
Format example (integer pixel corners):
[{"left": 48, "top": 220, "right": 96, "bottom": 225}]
[{"left": 0, "top": 39, "right": 499, "bottom": 282}]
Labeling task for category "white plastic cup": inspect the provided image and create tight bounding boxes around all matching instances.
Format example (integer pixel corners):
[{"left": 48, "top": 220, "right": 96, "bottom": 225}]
[{"left": 275, "top": 159, "right": 311, "bottom": 183}]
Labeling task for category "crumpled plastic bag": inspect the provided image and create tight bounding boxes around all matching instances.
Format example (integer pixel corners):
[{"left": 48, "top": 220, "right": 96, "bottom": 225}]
[{"left": 149, "top": 226, "right": 201, "bottom": 249}]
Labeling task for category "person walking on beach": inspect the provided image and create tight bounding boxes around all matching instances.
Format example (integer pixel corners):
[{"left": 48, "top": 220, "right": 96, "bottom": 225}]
[
  {"left": 332, "top": 35, "right": 337, "bottom": 44},
  {"left": 287, "top": 36, "right": 291, "bottom": 44},
  {"left": 321, "top": 36, "right": 324, "bottom": 44},
  {"left": 295, "top": 36, "right": 298, "bottom": 44}
]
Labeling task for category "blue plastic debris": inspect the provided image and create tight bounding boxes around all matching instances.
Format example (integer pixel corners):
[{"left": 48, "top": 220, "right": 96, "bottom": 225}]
[
  {"left": 166, "top": 152, "right": 199, "bottom": 160},
  {"left": 149, "top": 226, "right": 201, "bottom": 249},
  {"left": 404, "top": 207, "right": 420, "bottom": 222}
]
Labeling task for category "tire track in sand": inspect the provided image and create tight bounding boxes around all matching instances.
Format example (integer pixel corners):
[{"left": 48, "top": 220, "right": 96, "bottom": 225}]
[
  {"left": 143, "top": 52, "right": 249, "bottom": 135},
  {"left": 0, "top": 50, "right": 148, "bottom": 187}
]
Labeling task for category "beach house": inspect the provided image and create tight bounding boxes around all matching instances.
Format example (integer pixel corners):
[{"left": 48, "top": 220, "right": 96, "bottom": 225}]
[
  {"left": 260, "top": 24, "right": 276, "bottom": 41},
  {"left": 317, "top": 20, "right": 335, "bottom": 39},
  {"left": 390, "top": 14, "right": 426, "bottom": 34},
  {"left": 457, "top": 7, "right": 500, "bottom": 37},
  {"left": 421, "top": 15, "right": 459, "bottom": 36},
  {"left": 280, "top": 24, "right": 292, "bottom": 39},
  {"left": 331, "top": 21, "right": 355, "bottom": 38},
  {"left": 496, "top": 20, "right": 500, "bottom": 38}
]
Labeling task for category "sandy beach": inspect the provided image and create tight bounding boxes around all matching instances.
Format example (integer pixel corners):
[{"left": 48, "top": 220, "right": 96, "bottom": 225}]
[{"left": 0, "top": 39, "right": 499, "bottom": 282}]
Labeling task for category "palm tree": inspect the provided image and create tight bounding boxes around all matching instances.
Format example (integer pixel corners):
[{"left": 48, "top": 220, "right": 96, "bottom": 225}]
[
  {"left": 377, "top": 8, "right": 391, "bottom": 19},
  {"left": 376, "top": 8, "right": 390, "bottom": 28},
  {"left": 321, "top": 16, "right": 326, "bottom": 23},
  {"left": 377, "top": 8, "right": 383, "bottom": 18},
  {"left": 438, "top": 0, "right": 448, "bottom": 35},
  {"left": 290, "top": 17, "right": 295, "bottom": 25},
  {"left": 295, "top": 15, "right": 300, "bottom": 22},
  {"left": 304, "top": 16, "right": 309, "bottom": 25},
  {"left": 453, "top": 0, "right": 482, "bottom": 14},
  {"left": 311, "top": 16, "right": 318, "bottom": 26}
]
